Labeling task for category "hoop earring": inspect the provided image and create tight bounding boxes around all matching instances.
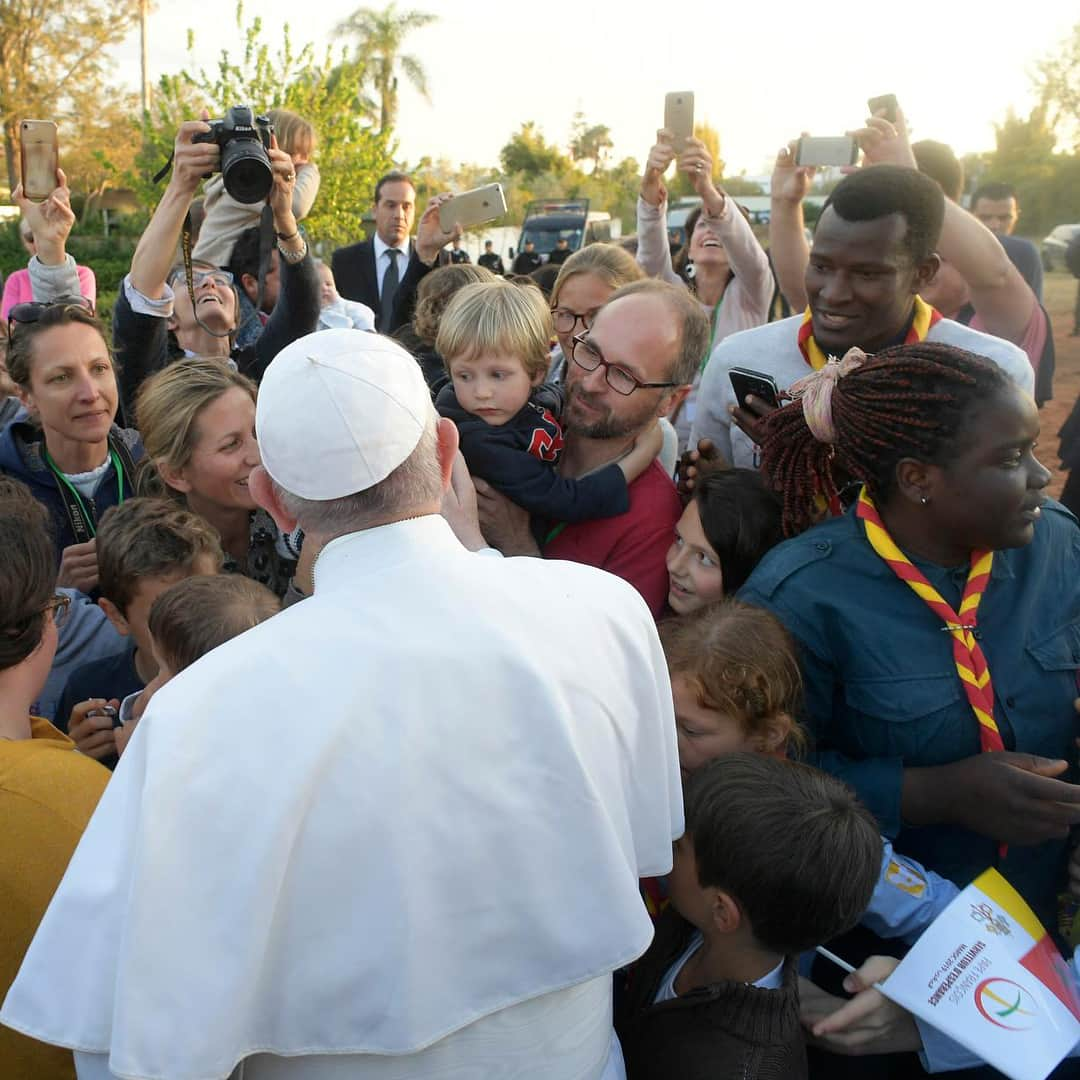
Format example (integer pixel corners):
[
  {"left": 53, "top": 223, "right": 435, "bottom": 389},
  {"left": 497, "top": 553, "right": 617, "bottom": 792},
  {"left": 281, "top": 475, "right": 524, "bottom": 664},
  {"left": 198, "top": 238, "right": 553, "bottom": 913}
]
[{"left": 685, "top": 259, "right": 696, "bottom": 281}]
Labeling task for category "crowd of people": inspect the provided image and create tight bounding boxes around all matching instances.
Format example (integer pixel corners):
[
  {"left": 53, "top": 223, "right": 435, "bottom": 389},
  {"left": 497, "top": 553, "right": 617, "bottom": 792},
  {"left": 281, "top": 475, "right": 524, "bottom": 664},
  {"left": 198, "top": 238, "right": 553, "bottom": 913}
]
[{"left": 0, "top": 97, "right": 1079, "bottom": 1080}]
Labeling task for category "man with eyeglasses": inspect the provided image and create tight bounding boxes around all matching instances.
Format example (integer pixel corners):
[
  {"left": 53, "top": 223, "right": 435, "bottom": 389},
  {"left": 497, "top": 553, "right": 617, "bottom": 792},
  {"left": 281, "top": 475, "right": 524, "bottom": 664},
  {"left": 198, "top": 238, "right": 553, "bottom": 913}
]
[
  {"left": 470, "top": 279, "right": 709, "bottom": 616},
  {"left": 29, "top": 121, "right": 322, "bottom": 414}
]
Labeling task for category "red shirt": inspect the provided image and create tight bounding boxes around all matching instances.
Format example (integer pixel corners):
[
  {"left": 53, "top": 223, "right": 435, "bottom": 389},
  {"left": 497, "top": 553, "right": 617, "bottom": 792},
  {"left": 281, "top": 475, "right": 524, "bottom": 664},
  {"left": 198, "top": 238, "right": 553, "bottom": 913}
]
[{"left": 543, "top": 460, "right": 680, "bottom": 617}]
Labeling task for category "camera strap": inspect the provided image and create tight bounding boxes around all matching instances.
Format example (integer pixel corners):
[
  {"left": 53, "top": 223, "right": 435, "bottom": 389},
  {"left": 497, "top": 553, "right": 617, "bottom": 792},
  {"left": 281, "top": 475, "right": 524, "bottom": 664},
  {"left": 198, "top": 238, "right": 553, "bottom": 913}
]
[
  {"left": 43, "top": 434, "right": 136, "bottom": 544},
  {"left": 255, "top": 203, "right": 275, "bottom": 314}
]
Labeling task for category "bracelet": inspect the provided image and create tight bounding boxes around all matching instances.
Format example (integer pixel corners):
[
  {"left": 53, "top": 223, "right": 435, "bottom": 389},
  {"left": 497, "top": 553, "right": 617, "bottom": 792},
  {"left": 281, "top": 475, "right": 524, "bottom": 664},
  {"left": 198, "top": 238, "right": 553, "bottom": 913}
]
[
  {"left": 275, "top": 229, "right": 299, "bottom": 242},
  {"left": 277, "top": 237, "right": 308, "bottom": 264}
]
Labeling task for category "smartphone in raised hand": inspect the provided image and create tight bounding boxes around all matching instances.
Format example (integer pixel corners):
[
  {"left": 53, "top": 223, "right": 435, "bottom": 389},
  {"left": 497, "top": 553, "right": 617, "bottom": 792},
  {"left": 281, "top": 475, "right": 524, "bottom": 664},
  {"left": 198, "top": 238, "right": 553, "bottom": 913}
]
[
  {"left": 664, "top": 92, "right": 695, "bottom": 155},
  {"left": 438, "top": 183, "right": 507, "bottom": 233},
  {"left": 20, "top": 120, "right": 58, "bottom": 201},
  {"left": 867, "top": 94, "right": 899, "bottom": 123},
  {"left": 794, "top": 136, "right": 858, "bottom": 169}
]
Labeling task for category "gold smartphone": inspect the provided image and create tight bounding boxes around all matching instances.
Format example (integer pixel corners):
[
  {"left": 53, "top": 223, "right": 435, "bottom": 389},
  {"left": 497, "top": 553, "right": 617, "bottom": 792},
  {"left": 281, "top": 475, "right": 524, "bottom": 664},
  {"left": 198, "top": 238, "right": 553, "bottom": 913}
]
[
  {"left": 439, "top": 183, "right": 507, "bottom": 232},
  {"left": 20, "top": 120, "right": 58, "bottom": 201},
  {"left": 664, "top": 92, "right": 695, "bottom": 155}
]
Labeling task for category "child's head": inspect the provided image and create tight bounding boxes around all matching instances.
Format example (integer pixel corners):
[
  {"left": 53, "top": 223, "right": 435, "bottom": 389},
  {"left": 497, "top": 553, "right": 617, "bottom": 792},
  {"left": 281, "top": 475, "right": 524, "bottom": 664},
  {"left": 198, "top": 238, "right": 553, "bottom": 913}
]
[
  {"left": 412, "top": 264, "right": 494, "bottom": 347},
  {"left": 96, "top": 498, "right": 225, "bottom": 659},
  {"left": 666, "top": 467, "right": 783, "bottom": 615},
  {"left": 660, "top": 600, "right": 805, "bottom": 773},
  {"left": 314, "top": 260, "right": 338, "bottom": 307},
  {"left": 266, "top": 108, "right": 315, "bottom": 162},
  {"left": 436, "top": 279, "right": 553, "bottom": 427},
  {"left": 132, "top": 574, "right": 279, "bottom": 717},
  {"left": 147, "top": 574, "right": 281, "bottom": 683},
  {"left": 670, "top": 754, "right": 881, "bottom": 955}
]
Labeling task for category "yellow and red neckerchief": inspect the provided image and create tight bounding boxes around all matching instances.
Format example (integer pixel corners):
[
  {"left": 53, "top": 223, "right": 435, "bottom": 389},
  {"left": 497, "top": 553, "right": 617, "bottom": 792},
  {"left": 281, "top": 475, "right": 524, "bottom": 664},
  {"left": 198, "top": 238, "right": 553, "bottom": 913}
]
[
  {"left": 797, "top": 296, "right": 943, "bottom": 370},
  {"left": 856, "top": 487, "right": 1008, "bottom": 854}
]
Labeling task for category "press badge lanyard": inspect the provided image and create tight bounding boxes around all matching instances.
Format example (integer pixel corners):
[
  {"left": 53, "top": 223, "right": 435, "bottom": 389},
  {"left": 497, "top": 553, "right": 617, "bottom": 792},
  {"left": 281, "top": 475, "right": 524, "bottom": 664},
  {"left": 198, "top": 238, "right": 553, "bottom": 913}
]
[{"left": 43, "top": 439, "right": 132, "bottom": 543}]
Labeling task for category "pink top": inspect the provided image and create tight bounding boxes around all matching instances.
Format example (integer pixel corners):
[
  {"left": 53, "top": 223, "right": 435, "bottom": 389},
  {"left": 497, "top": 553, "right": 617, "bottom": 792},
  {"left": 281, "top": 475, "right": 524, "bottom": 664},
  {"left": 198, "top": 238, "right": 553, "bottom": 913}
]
[
  {"left": 969, "top": 303, "right": 1047, "bottom": 383},
  {"left": 2, "top": 265, "right": 97, "bottom": 319}
]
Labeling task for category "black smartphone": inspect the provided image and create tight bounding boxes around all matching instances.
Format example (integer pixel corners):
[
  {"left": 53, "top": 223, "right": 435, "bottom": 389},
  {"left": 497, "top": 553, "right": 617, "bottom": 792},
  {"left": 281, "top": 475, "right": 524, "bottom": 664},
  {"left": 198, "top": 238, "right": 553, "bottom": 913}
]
[
  {"left": 867, "top": 94, "right": 898, "bottom": 123},
  {"left": 89, "top": 704, "right": 121, "bottom": 729},
  {"left": 729, "top": 367, "right": 781, "bottom": 409}
]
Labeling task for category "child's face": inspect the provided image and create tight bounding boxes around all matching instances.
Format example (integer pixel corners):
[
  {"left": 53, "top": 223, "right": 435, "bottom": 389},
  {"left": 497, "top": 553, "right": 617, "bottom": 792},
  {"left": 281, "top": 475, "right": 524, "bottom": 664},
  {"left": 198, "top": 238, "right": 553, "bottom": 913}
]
[
  {"left": 102, "top": 560, "right": 219, "bottom": 663},
  {"left": 672, "top": 674, "right": 757, "bottom": 778},
  {"left": 666, "top": 501, "right": 724, "bottom": 615},
  {"left": 667, "top": 831, "right": 714, "bottom": 930},
  {"left": 449, "top": 352, "right": 540, "bottom": 427},
  {"left": 317, "top": 264, "right": 338, "bottom": 307}
]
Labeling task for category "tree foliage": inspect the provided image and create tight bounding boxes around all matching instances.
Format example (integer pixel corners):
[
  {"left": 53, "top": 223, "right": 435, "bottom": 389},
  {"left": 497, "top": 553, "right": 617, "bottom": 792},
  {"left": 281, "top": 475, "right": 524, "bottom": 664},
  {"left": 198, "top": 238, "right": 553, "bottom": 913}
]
[
  {"left": 335, "top": 3, "right": 436, "bottom": 135},
  {"left": 0, "top": 0, "right": 139, "bottom": 193},
  {"left": 135, "top": 4, "right": 393, "bottom": 249},
  {"left": 1036, "top": 19, "right": 1080, "bottom": 152},
  {"left": 570, "top": 113, "right": 613, "bottom": 174}
]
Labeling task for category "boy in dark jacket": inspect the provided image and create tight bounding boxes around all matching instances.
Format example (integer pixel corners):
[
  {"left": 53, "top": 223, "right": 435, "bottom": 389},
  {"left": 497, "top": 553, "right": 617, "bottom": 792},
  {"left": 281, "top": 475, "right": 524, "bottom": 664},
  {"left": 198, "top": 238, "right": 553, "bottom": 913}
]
[
  {"left": 434, "top": 279, "right": 660, "bottom": 532},
  {"left": 617, "top": 754, "right": 881, "bottom": 1080}
]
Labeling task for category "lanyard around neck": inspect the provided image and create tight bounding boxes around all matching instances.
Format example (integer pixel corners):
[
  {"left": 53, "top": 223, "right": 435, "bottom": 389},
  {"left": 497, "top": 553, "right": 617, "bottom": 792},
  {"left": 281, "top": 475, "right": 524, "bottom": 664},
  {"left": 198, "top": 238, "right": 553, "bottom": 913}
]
[{"left": 43, "top": 446, "right": 125, "bottom": 542}]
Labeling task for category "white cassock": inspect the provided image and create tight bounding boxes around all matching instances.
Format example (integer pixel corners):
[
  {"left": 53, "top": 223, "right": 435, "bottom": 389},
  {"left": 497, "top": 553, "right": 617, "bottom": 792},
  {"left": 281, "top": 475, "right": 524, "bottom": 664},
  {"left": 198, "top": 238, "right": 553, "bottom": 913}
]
[{"left": 2, "top": 516, "right": 683, "bottom": 1080}]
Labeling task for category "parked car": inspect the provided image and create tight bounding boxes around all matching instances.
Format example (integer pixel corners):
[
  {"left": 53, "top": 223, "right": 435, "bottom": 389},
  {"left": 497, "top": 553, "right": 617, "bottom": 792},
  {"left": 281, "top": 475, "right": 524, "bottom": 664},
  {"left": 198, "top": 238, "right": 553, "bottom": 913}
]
[{"left": 1041, "top": 224, "right": 1080, "bottom": 270}]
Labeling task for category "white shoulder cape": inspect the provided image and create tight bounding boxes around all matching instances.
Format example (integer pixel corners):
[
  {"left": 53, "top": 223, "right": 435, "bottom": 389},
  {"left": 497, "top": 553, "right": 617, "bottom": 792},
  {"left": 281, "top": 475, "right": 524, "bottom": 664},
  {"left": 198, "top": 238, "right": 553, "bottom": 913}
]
[{"left": 2, "top": 516, "right": 682, "bottom": 1080}]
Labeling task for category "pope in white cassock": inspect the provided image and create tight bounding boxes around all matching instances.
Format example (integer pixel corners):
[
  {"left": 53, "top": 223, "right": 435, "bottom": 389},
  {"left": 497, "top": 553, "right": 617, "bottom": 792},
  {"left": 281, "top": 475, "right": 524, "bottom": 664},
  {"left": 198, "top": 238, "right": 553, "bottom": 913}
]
[{"left": 1, "top": 329, "right": 684, "bottom": 1080}]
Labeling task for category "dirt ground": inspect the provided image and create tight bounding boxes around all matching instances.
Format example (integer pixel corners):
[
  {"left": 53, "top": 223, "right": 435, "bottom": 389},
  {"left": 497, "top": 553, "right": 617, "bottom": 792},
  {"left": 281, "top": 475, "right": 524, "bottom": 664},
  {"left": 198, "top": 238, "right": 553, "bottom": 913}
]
[{"left": 1038, "top": 271, "right": 1080, "bottom": 498}]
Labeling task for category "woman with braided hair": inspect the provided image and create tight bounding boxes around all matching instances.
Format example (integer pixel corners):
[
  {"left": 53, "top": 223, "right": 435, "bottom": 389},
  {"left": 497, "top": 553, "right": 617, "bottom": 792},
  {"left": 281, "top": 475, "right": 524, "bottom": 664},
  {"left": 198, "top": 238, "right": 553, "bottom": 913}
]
[{"left": 739, "top": 340, "right": 1079, "bottom": 942}]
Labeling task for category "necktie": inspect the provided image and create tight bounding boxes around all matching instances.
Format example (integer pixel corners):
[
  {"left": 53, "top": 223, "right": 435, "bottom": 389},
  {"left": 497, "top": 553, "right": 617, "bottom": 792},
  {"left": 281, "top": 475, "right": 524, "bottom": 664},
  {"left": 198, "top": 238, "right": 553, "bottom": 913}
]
[{"left": 380, "top": 248, "right": 401, "bottom": 331}]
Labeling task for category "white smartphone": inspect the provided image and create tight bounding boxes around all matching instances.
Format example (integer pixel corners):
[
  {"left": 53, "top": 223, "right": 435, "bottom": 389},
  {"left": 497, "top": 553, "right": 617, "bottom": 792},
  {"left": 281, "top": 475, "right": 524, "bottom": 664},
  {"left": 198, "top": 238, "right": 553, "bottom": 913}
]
[
  {"left": 439, "top": 183, "right": 507, "bottom": 232},
  {"left": 795, "top": 136, "right": 859, "bottom": 168},
  {"left": 664, "top": 92, "right": 695, "bottom": 155},
  {"left": 20, "top": 120, "right": 58, "bottom": 201}
]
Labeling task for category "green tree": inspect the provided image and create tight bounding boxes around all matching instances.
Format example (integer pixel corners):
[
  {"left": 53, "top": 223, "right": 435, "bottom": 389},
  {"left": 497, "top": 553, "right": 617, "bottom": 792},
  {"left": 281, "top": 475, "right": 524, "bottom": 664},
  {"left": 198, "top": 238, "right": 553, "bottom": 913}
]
[
  {"left": 137, "top": 5, "right": 393, "bottom": 248},
  {"left": 335, "top": 3, "right": 436, "bottom": 135},
  {"left": 0, "top": 0, "right": 140, "bottom": 193},
  {"left": 499, "top": 122, "right": 571, "bottom": 180},
  {"left": 1035, "top": 19, "right": 1080, "bottom": 151},
  {"left": 570, "top": 114, "right": 614, "bottom": 175}
]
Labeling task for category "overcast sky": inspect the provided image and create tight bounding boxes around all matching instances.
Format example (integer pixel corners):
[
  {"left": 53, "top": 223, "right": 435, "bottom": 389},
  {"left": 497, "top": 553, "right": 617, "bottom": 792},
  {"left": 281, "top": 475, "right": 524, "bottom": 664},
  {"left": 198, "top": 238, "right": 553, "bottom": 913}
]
[{"left": 114, "top": 0, "right": 1077, "bottom": 178}]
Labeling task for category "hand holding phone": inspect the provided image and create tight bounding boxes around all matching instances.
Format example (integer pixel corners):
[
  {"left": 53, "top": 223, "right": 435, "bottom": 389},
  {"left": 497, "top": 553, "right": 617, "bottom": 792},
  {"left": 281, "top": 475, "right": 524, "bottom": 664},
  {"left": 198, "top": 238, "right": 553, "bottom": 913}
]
[{"left": 729, "top": 367, "right": 781, "bottom": 410}]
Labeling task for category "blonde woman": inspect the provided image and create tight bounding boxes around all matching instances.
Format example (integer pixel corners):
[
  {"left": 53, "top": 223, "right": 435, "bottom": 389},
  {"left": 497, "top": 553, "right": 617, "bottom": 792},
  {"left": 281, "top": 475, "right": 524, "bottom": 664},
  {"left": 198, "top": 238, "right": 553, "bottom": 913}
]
[{"left": 134, "top": 358, "right": 308, "bottom": 598}]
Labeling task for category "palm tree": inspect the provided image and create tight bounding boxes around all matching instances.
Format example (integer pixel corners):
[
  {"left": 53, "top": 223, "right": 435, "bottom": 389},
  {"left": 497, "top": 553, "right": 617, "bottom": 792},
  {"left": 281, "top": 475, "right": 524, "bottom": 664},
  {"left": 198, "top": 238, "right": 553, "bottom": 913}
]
[{"left": 336, "top": 3, "right": 437, "bottom": 135}]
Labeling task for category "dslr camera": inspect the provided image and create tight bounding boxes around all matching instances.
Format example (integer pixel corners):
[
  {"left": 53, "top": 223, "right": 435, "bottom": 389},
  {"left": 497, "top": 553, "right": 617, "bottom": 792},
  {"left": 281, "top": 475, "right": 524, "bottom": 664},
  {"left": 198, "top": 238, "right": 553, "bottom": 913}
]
[{"left": 193, "top": 106, "right": 274, "bottom": 204}]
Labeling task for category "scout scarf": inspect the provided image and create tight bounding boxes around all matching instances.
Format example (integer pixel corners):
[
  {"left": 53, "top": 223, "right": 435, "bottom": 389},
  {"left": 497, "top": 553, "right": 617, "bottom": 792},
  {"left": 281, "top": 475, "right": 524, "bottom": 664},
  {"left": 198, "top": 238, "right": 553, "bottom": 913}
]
[
  {"left": 797, "top": 296, "right": 943, "bottom": 370},
  {"left": 856, "top": 487, "right": 1006, "bottom": 759}
]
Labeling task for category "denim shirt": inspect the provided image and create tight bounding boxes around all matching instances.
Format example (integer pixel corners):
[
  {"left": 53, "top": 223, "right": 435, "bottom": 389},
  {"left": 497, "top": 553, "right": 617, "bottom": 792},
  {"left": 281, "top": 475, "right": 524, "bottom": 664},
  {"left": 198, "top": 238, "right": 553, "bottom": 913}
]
[{"left": 739, "top": 501, "right": 1080, "bottom": 928}]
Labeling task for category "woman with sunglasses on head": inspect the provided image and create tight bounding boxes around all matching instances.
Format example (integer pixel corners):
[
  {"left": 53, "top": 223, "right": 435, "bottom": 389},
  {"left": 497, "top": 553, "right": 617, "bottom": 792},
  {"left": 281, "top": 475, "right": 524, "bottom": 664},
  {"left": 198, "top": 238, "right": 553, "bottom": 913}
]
[
  {"left": 0, "top": 301, "right": 141, "bottom": 596},
  {"left": 636, "top": 131, "right": 773, "bottom": 452},
  {"left": 0, "top": 477, "right": 109, "bottom": 1080}
]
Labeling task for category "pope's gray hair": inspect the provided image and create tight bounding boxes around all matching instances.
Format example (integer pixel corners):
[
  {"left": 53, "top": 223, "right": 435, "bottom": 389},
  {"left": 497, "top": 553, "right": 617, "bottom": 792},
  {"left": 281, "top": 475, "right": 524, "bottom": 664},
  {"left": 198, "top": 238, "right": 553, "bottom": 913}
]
[{"left": 273, "top": 415, "right": 443, "bottom": 538}]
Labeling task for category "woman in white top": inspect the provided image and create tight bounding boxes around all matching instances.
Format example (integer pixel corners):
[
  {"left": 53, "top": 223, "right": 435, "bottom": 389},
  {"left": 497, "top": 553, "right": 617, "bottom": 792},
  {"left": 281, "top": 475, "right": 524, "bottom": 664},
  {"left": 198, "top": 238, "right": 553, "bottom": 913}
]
[{"left": 636, "top": 132, "right": 773, "bottom": 450}]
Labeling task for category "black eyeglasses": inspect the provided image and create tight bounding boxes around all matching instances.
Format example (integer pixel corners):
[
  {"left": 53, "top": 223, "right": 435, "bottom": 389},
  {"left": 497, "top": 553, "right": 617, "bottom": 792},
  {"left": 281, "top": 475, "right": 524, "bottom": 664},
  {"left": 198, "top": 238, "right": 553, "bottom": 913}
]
[
  {"left": 571, "top": 333, "right": 679, "bottom": 396},
  {"left": 551, "top": 307, "right": 597, "bottom": 335},
  {"left": 8, "top": 296, "right": 95, "bottom": 344}
]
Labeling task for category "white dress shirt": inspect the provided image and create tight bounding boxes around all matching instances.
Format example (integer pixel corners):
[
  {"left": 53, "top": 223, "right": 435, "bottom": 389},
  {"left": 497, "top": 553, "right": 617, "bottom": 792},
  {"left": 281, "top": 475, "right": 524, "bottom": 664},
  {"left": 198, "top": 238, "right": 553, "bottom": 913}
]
[{"left": 372, "top": 234, "right": 412, "bottom": 298}]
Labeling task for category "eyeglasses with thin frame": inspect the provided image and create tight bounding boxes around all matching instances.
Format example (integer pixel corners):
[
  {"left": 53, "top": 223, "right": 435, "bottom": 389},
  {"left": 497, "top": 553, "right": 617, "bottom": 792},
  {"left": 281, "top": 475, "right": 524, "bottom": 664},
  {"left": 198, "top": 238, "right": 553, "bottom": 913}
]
[
  {"left": 170, "top": 269, "right": 235, "bottom": 291},
  {"left": 46, "top": 593, "right": 71, "bottom": 627},
  {"left": 551, "top": 307, "right": 597, "bottom": 335},
  {"left": 7, "top": 297, "right": 94, "bottom": 345},
  {"left": 571, "top": 333, "right": 679, "bottom": 397}
]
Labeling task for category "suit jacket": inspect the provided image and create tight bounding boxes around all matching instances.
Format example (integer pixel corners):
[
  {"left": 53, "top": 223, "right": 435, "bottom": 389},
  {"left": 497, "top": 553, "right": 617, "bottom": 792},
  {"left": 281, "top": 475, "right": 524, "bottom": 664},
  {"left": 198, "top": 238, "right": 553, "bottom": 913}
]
[{"left": 331, "top": 239, "right": 432, "bottom": 334}]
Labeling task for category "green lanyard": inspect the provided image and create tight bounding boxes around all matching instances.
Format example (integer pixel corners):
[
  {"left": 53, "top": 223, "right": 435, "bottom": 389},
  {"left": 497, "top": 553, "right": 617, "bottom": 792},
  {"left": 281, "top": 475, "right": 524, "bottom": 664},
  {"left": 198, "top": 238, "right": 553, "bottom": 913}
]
[{"left": 44, "top": 446, "right": 126, "bottom": 541}]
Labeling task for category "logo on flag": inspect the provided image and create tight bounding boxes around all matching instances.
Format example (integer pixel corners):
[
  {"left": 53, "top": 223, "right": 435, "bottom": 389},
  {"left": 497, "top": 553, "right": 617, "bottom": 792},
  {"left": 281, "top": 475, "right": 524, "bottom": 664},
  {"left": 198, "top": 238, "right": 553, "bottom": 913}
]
[{"left": 975, "top": 979, "right": 1039, "bottom": 1031}]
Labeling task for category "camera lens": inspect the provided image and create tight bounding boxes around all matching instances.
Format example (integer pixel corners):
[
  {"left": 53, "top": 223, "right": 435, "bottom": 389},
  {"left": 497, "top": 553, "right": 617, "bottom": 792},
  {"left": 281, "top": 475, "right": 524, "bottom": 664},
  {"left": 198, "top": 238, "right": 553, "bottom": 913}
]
[{"left": 221, "top": 139, "right": 273, "bottom": 204}]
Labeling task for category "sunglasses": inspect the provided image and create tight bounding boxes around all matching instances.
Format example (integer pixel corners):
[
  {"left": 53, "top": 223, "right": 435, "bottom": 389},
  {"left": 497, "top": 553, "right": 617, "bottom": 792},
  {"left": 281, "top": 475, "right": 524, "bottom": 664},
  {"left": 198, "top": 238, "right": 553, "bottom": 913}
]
[{"left": 7, "top": 296, "right": 95, "bottom": 344}]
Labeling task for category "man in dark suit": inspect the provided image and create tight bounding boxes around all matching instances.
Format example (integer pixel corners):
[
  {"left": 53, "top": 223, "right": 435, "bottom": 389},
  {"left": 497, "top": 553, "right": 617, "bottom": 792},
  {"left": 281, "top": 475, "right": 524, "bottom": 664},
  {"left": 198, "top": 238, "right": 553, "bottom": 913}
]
[{"left": 332, "top": 172, "right": 459, "bottom": 333}]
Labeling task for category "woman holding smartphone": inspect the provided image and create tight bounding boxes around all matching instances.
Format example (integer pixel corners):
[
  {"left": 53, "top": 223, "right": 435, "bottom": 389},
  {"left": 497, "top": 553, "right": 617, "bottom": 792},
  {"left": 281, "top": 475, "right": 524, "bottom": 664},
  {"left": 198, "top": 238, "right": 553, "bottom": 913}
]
[{"left": 636, "top": 131, "right": 773, "bottom": 452}]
